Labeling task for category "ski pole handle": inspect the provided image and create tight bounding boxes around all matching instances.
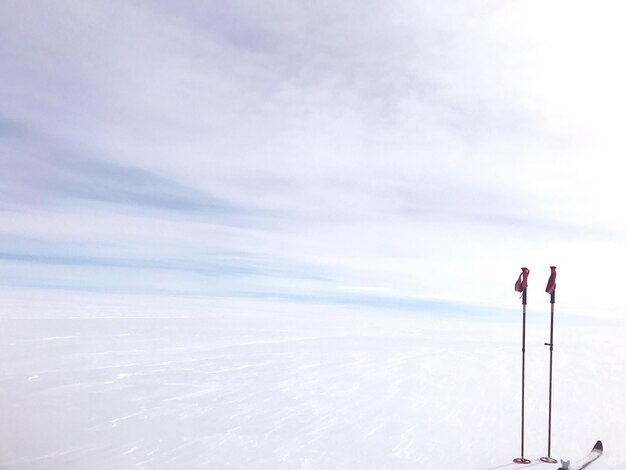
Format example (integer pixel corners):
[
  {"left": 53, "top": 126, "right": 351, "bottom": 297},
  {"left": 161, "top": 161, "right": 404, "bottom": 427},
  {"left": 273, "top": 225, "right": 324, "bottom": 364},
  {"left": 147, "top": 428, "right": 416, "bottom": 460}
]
[{"left": 546, "top": 266, "right": 556, "bottom": 304}]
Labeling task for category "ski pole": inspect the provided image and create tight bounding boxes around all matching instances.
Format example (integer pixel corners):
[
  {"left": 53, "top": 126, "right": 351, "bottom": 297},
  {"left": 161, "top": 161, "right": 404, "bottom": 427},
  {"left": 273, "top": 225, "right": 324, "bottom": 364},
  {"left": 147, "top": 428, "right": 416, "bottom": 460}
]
[
  {"left": 513, "top": 267, "right": 531, "bottom": 465},
  {"left": 541, "top": 266, "right": 558, "bottom": 464}
]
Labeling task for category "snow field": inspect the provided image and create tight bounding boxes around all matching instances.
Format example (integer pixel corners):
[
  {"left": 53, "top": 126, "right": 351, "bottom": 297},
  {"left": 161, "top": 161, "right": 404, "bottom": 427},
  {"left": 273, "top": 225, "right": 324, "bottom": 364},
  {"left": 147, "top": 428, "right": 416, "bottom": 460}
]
[{"left": 1, "top": 302, "right": 625, "bottom": 469}]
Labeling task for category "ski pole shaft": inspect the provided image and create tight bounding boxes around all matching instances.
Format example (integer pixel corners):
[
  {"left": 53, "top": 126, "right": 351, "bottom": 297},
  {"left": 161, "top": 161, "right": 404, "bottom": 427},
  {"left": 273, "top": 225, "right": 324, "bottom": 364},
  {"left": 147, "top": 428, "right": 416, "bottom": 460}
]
[
  {"left": 547, "top": 291, "right": 555, "bottom": 456},
  {"left": 521, "top": 292, "right": 527, "bottom": 458},
  {"left": 513, "top": 267, "right": 531, "bottom": 465},
  {"left": 541, "top": 266, "right": 557, "bottom": 464}
]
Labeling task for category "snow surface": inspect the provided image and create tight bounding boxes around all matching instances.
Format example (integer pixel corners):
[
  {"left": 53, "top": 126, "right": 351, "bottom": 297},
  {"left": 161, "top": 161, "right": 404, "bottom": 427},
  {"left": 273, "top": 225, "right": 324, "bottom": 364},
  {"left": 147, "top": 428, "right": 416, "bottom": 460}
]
[{"left": 1, "top": 296, "right": 626, "bottom": 469}]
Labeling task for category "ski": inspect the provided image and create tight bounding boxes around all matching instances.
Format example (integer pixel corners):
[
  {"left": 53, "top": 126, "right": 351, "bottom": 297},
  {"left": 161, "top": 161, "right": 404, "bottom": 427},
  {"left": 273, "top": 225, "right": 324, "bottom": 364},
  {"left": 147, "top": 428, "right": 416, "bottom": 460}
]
[
  {"left": 558, "top": 440, "right": 603, "bottom": 470},
  {"left": 486, "top": 441, "right": 603, "bottom": 470}
]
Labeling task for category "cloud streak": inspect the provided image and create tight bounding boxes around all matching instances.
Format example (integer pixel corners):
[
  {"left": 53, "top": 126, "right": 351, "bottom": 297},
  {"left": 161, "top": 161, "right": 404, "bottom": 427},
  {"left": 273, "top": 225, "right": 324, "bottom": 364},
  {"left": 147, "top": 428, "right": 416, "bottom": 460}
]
[{"left": 1, "top": 129, "right": 237, "bottom": 216}]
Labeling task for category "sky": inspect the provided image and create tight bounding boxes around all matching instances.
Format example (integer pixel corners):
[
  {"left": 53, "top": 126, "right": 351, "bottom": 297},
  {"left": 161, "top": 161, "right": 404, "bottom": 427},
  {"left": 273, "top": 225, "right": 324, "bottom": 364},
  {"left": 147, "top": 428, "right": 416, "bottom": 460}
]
[{"left": 2, "top": 0, "right": 626, "bottom": 318}]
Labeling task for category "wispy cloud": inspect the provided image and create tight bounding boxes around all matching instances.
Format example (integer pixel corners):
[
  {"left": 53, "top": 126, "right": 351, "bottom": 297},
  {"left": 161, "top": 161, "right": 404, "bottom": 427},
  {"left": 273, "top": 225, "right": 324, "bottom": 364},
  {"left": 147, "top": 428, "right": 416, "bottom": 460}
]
[
  {"left": 1, "top": 131, "right": 237, "bottom": 215},
  {"left": 2, "top": 1, "right": 626, "bottom": 316}
]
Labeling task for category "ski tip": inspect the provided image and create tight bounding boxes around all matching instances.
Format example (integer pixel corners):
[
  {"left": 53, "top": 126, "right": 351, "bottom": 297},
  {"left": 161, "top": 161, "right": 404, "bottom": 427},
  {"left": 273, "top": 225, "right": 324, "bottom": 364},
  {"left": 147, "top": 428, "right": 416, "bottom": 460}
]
[{"left": 593, "top": 440, "right": 603, "bottom": 452}]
